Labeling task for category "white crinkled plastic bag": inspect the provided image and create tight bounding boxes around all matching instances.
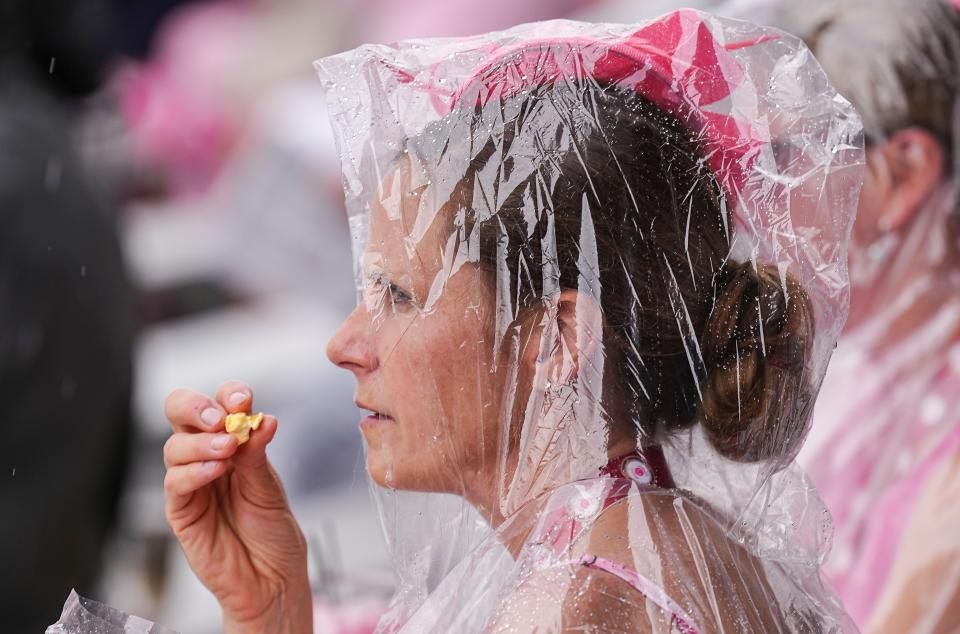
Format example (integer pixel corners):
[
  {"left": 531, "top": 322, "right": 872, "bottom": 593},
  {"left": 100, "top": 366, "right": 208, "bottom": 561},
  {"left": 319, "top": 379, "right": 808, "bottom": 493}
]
[{"left": 45, "top": 590, "right": 177, "bottom": 634}]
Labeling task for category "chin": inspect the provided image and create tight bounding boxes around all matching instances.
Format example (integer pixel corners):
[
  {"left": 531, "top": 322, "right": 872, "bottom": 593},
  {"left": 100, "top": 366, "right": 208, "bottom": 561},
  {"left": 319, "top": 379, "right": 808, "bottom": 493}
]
[
  {"left": 365, "top": 451, "right": 417, "bottom": 490},
  {"left": 364, "top": 451, "right": 454, "bottom": 493},
  {"left": 365, "top": 452, "right": 394, "bottom": 489},
  {"left": 367, "top": 464, "right": 394, "bottom": 489}
]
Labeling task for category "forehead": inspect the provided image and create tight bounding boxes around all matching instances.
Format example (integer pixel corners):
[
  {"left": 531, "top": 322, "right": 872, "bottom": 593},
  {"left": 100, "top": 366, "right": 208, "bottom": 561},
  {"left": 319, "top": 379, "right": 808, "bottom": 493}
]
[{"left": 362, "top": 155, "right": 448, "bottom": 277}]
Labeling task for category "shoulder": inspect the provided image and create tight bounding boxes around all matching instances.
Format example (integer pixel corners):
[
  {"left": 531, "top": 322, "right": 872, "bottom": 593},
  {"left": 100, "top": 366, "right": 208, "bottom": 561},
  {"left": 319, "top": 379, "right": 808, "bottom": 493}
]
[
  {"left": 487, "top": 485, "right": 758, "bottom": 632},
  {"left": 571, "top": 486, "right": 785, "bottom": 631},
  {"left": 488, "top": 483, "right": 814, "bottom": 632},
  {"left": 484, "top": 552, "right": 657, "bottom": 633}
]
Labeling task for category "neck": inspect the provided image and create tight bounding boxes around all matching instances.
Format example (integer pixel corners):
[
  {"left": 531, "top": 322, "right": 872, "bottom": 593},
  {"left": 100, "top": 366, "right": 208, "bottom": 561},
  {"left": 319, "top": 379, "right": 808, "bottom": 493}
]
[
  {"left": 460, "top": 431, "right": 642, "bottom": 555},
  {"left": 847, "top": 192, "right": 960, "bottom": 357},
  {"left": 848, "top": 263, "right": 960, "bottom": 361}
]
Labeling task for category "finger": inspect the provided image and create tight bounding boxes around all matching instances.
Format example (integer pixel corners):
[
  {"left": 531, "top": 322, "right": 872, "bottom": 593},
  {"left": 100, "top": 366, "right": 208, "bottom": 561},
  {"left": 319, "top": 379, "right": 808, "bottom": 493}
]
[
  {"left": 216, "top": 380, "right": 253, "bottom": 414},
  {"left": 165, "top": 388, "right": 226, "bottom": 433},
  {"left": 163, "top": 432, "right": 238, "bottom": 468},
  {"left": 216, "top": 380, "right": 253, "bottom": 413},
  {"left": 231, "top": 416, "right": 289, "bottom": 508},
  {"left": 164, "top": 460, "right": 227, "bottom": 501},
  {"left": 233, "top": 415, "right": 278, "bottom": 469}
]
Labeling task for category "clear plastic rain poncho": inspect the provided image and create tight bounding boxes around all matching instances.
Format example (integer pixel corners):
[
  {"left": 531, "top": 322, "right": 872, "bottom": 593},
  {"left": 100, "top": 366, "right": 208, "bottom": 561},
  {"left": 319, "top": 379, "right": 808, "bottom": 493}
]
[
  {"left": 736, "top": 0, "right": 960, "bottom": 629},
  {"left": 316, "top": 9, "right": 864, "bottom": 632}
]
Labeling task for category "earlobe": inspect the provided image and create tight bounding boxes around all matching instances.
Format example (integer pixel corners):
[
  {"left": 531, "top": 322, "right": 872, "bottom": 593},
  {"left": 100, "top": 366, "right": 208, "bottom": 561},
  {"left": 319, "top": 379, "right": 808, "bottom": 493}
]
[{"left": 880, "top": 127, "right": 946, "bottom": 231}]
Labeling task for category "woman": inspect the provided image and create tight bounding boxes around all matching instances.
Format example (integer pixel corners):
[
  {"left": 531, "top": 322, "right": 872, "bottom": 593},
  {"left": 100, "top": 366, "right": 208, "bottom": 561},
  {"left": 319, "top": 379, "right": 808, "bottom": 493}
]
[
  {"left": 766, "top": 0, "right": 960, "bottom": 630},
  {"left": 162, "top": 10, "right": 863, "bottom": 632}
]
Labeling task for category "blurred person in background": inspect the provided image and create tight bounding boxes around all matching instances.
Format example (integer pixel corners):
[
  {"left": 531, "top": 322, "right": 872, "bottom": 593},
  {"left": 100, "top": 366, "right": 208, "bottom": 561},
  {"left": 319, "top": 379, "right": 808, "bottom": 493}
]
[
  {"left": 766, "top": 0, "right": 960, "bottom": 631},
  {"left": 0, "top": 0, "right": 136, "bottom": 631}
]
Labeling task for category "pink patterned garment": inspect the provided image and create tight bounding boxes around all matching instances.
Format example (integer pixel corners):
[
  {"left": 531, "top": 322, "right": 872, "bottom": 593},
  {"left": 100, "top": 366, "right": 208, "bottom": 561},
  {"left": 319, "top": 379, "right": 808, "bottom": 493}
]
[{"left": 801, "top": 341, "right": 960, "bottom": 625}]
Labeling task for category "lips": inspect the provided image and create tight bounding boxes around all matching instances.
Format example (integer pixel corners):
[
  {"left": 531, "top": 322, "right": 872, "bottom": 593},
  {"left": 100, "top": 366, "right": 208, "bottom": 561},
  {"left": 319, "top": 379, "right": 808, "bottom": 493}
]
[{"left": 356, "top": 402, "right": 394, "bottom": 427}]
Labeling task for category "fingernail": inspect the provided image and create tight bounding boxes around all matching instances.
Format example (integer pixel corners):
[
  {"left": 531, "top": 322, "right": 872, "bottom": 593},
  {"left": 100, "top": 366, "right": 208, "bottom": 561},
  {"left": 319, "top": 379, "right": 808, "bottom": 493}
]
[
  {"left": 228, "top": 391, "right": 248, "bottom": 407},
  {"left": 200, "top": 407, "right": 223, "bottom": 427},
  {"left": 211, "top": 434, "right": 230, "bottom": 450},
  {"left": 202, "top": 460, "right": 219, "bottom": 470}
]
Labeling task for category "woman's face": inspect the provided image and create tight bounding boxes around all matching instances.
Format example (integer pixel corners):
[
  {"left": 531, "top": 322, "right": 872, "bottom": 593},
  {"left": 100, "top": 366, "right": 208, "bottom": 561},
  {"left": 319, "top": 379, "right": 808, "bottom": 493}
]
[
  {"left": 326, "top": 161, "right": 508, "bottom": 493},
  {"left": 844, "top": 131, "right": 946, "bottom": 330}
]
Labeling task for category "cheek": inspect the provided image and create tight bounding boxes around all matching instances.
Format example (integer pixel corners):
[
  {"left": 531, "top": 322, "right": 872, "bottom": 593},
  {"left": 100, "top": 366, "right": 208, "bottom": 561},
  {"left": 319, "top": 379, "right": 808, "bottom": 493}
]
[
  {"left": 853, "top": 154, "right": 893, "bottom": 245},
  {"left": 393, "top": 313, "right": 497, "bottom": 431},
  {"left": 853, "top": 178, "right": 881, "bottom": 243},
  {"left": 374, "top": 314, "right": 475, "bottom": 412}
]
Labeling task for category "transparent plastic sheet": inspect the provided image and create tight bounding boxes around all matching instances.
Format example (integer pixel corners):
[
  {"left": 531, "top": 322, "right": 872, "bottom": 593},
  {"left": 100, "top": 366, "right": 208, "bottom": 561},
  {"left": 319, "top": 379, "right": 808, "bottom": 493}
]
[
  {"left": 45, "top": 590, "right": 177, "bottom": 634},
  {"left": 710, "top": 0, "right": 960, "bottom": 629},
  {"left": 317, "top": 9, "right": 863, "bottom": 632}
]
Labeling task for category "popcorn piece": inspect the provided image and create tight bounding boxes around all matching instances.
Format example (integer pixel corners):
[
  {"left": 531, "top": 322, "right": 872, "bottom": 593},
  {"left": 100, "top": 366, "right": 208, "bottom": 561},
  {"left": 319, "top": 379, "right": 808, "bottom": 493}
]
[{"left": 224, "top": 412, "right": 265, "bottom": 445}]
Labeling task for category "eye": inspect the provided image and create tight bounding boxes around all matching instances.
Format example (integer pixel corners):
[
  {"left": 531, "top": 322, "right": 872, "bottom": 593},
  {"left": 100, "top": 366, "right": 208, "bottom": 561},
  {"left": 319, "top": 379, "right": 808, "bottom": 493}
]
[
  {"left": 365, "top": 271, "right": 416, "bottom": 313},
  {"left": 386, "top": 282, "right": 413, "bottom": 306}
]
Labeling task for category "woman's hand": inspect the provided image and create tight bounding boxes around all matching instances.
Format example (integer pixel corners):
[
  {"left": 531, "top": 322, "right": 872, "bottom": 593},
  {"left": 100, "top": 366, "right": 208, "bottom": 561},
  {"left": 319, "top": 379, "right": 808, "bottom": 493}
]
[{"left": 163, "top": 381, "right": 312, "bottom": 634}]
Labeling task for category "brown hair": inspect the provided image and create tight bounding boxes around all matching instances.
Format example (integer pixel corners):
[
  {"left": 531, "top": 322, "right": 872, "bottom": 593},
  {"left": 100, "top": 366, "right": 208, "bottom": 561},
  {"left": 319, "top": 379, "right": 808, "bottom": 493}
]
[
  {"left": 804, "top": 0, "right": 959, "bottom": 173},
  {"left": 411, "top": 82, "right": 815, "bottom": 462}
]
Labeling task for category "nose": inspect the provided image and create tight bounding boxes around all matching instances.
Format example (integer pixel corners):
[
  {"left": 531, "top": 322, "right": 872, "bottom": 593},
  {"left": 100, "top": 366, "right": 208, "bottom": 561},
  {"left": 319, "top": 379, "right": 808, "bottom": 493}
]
[{"left": 326, "top": 304, "right": 376, "bottom": 375}]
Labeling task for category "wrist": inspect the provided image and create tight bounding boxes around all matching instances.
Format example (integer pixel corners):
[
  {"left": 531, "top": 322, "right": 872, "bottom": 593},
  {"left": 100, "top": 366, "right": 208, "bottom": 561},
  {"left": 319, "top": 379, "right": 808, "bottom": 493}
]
[{"left": 223, "top": 575, "right": 313, "bottom": 634}]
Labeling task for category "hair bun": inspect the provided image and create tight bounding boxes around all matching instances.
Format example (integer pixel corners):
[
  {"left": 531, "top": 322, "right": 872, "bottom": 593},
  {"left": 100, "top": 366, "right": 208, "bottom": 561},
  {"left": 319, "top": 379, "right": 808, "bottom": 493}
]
[{"left": 699, "top": 261, "right": 815, "bottom": 462}]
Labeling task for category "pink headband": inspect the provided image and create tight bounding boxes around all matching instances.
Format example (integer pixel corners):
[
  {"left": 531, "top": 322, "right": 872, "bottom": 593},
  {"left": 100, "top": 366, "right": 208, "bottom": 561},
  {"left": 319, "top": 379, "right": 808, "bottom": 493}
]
[{"left": 383, "top": 10, "right": 772, "bottom": 203}]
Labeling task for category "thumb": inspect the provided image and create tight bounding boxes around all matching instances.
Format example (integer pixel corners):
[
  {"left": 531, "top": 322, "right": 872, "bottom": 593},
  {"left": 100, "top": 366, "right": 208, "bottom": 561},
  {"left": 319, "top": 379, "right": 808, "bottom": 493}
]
[{"left": 230, "top": 415, "right": 290, "bottom": 509}]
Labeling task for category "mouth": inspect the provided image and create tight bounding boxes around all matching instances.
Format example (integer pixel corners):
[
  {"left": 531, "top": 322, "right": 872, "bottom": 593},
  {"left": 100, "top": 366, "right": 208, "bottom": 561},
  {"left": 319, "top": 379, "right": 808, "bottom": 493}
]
[{"left": 356, "top": 402, "right": 394, "bottom": 428}]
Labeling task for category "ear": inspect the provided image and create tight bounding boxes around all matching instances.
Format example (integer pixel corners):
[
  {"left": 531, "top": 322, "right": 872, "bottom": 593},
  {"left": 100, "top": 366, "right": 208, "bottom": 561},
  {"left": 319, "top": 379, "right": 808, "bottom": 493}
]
[
  {"left": 547, "top": 289, "right": 605, "bottom": 385},
  {"left": 878, "top": 127, "right": 946, "bottom": 231}
]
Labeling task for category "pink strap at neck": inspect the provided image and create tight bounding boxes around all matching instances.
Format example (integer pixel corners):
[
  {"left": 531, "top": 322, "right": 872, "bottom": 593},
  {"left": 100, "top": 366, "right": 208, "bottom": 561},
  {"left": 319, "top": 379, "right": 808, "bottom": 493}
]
[{"left": 601, "top": 445, "right": 675, "bottom": 488}]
